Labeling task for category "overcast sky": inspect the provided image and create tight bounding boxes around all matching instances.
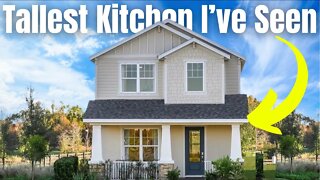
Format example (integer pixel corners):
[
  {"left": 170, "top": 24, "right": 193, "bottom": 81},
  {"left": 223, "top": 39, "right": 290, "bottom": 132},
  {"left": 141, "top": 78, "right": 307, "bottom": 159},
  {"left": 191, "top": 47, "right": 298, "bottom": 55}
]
[{"left": 0, "top": 1, "right": 319, "bottom": 119}]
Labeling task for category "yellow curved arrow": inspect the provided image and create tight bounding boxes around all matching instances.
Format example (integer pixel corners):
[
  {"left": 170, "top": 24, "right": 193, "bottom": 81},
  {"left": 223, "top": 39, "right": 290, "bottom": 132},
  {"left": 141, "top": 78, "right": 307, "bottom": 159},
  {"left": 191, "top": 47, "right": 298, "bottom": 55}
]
[{"left": 247, "top": 36, "right": 308, "bottom": 135}]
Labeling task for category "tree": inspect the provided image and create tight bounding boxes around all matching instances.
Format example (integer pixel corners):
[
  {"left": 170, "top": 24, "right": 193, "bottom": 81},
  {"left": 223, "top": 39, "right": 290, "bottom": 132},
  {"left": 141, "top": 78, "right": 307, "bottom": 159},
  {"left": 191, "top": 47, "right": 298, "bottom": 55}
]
[
  {"left": 279, "top": 135, "right": 301, "bottom": 173},
  {"left": 59, "top": 122, "right": 83, "bottom": 153},
  {"left": 0, "top": 115, "right": 19, "bottom": 169},
  {"left": 24, "top": 135, "right": 48, "bottom": 180},
  {"left": 303, "top": 118, "right": 320, "bottom": 163},
  {"left": 20, "top": 88, "right": 51, "bottom": 143},
  {"left": 241, "top": 96, "right": 259, "bottom": 153}
]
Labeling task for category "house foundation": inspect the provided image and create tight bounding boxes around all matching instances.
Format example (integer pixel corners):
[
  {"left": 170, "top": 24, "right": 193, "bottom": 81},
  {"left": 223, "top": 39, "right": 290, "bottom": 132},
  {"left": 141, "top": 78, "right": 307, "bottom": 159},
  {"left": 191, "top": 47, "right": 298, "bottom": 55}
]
[{"left": 159, "top": 163, "right": 175, "bottom": 179}]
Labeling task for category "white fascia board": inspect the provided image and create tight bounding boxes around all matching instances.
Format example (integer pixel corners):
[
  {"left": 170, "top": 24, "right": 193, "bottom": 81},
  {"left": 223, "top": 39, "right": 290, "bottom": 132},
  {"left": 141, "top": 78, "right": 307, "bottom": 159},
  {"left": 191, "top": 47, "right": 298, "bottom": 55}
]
[
  {"left": 163, "top": 19, "right": 245, "bottom": 60},
  {"left": 90, "top": 23, "right": 191, "bottom": 61},
  {"left": 83, "top": 118, "right": 248, "bottom": 124},
  {"left": 158, "top": 38, "right": 230, "bottom": 60},
  {"left": 158, "top": 38, "right": 195, "bottom": 59}
]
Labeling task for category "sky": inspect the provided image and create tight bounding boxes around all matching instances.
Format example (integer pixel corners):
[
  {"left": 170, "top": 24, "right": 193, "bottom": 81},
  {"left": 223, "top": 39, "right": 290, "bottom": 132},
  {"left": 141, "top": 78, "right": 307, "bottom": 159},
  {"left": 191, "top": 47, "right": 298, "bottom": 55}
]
[{"left": 0, "top": 1, "right": 319, "bottom": 120}]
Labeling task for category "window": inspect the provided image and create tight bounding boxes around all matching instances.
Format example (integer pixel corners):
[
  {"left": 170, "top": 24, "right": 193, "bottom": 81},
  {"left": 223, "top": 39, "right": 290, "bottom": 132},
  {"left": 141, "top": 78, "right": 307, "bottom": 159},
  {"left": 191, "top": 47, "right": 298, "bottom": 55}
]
[
  {"left": 121, "top": 64, "right": 155, "bottom": 93},
  {"left": 123, "top": 129, "right": 158, "bottom": 161},
  {"left": 187, "top": 62, "right": 204, "bottom": 91}
]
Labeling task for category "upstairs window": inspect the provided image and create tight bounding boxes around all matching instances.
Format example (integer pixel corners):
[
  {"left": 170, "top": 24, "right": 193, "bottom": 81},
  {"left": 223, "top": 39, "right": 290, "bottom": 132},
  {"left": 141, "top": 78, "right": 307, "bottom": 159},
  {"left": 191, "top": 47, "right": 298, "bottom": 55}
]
[
  {"left": 187, "top": 62, "right": 204, "bottom": 92},
  {"left": 121, "top": 64, "right": 155, "bottom": 93}
]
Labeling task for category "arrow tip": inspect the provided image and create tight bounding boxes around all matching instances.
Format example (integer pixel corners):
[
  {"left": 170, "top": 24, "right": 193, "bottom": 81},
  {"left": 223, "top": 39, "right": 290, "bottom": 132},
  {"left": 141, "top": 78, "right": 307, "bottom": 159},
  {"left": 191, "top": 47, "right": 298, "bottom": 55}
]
[{"left": 263, "top": 125, "right": 282, "bottom": 135}]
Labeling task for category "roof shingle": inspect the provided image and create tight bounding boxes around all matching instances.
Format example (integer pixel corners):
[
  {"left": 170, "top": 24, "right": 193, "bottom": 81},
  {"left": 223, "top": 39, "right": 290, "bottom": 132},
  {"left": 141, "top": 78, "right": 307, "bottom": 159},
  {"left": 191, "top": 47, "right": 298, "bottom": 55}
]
[{"left": 84, "top": 94, "right": 248, "bottom": 119}]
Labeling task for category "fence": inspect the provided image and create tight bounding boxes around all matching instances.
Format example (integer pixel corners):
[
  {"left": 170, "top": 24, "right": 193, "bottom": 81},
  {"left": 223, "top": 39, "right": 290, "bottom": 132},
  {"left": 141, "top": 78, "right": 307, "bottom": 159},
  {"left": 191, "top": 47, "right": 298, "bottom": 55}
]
[
  {"left": 103, "top": 161, "right": 159, "bottom": 180},
  {"left": 1, "top": 151, "right": 91, "bottom": 167}
]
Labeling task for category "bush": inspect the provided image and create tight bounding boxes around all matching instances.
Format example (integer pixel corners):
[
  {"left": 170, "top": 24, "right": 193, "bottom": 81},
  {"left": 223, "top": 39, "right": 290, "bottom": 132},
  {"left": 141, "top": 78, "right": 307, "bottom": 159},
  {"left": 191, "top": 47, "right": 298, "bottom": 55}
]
[
  {"left": 166, "top": 167, "right": 180, "bottom": 180},
  {"left": 256, "top": 153, "right": 264, "bottom": 178},
  {"left": 78, "top": 159, "right": 89, "bottom": 179},
  {"left": 205, "top": 170, "right": 218, "bottom": 180},
  {"left": 276, "top": 161, "right": 319, "bottom": 173},
  {"left": 212, "top": 156, "right": 244, "bottom": 180},
  {"left": 54, "top": 156, "right": 78, "bottom": 180},
  {"left": 276, "top": 172, "right": 319, "bottom": 180}
]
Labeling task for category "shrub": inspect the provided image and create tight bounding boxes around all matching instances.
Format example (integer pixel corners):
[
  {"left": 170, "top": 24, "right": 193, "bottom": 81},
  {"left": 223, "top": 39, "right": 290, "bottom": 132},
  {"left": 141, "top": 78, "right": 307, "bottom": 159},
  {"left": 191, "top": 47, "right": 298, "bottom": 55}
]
[
  {"left": 205, "top": 170, "right": 218, "bottom": 180},
  {"left": 78, "top": 159, "right": 89, "bottom": 179},
  {"left": 276, "top": 172, "right": 320, "bottom": 180},
  {"left": 276, "top": 161, "right": 319, "bottom": 173},
  {"left": 256, "top": 152, "right": 264, "bottom": 178},
  {"left": 212, "top": 156, "right": 244, "bottom": 180},
  {"left": 166, "top": 167, "right": 180, "bottom": 180},
  {"left": 54, "top": 156, "right": 78, "bottom": 180}
]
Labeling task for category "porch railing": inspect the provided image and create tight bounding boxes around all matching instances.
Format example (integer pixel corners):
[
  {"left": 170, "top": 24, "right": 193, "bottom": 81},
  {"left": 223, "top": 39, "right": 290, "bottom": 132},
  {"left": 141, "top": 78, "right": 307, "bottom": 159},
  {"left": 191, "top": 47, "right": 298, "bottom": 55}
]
[
  {"left": 105, "top": 160, "right": 159, "bottom": 180},
  {"left": 204, "top": 160, "right": 214, "bottom": 172}
]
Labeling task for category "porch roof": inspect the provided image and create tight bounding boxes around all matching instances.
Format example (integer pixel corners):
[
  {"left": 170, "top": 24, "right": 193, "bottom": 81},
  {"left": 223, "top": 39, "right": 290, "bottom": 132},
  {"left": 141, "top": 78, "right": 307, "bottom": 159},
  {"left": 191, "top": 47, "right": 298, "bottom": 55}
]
[{"left": 84, "top": 94, "right": 248, "bottom": 120}]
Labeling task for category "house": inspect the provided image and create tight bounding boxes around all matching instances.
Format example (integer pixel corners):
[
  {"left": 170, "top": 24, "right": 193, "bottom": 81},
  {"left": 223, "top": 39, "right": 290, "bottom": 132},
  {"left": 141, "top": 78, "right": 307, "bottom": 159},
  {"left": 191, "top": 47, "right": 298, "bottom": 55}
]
[{"left": 84, "top": 20, "right": 248, "bottom": 178}]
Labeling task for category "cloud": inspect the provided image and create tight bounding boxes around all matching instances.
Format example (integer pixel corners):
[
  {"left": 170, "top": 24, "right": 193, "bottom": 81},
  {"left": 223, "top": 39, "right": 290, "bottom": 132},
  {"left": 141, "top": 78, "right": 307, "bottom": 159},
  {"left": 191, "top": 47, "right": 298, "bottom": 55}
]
[
  {"left": 0, "top": 34, "right": 95, "bottom": 114},
  {"left": 41, "top": 29, "right": 104, "bottom": 61}
]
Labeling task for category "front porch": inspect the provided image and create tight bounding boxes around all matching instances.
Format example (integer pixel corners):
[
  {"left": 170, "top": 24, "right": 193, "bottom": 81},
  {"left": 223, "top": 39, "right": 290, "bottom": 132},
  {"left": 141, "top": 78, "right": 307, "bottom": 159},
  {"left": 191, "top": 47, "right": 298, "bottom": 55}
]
[
  {"left": 90, "top": 160, "right": 213, "bottom": 179},
  {"left": 89, "top": 123, "right": 243, "bottom": 178}
]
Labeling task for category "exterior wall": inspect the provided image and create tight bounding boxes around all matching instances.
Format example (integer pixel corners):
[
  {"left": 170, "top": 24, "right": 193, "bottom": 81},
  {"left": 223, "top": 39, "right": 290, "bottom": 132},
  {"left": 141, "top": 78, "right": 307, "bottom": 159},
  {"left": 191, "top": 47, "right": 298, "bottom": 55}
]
[
  {"left": 171, "top": 125, "right": 185, "bottom": 176},
  {"left": 107, "top": 28, "right": 187, "bottom": 56},
  {"left": 165, "top": 44, "right": 225, "bottom": 104},
  {"left": 101, "top": 126, "right": 121, "bottom": 160},
  {"left": 95, "top": 27, "right": 186, "bottom": 100},
  {"left": 225, "top": 56, "right": 241, "bottom": 94},
  {"left": 205, "top": 125, "right": 231, "bottom": 161},
  {"left": 96, "top": 58, "right": 164, "bottom": 99}
]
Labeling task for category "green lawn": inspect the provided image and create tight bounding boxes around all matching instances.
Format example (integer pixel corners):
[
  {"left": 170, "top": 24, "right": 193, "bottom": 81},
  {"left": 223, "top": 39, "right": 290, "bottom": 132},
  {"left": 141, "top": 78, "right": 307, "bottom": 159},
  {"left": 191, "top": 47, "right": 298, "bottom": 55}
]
[{"left": 243, "top": 156, "right": 276, "bottom": 180}]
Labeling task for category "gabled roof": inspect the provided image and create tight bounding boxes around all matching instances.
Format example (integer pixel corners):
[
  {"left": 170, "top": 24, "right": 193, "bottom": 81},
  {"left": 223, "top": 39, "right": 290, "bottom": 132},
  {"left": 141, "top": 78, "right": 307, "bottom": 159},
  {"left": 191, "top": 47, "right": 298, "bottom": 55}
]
[
  {"left": 90, "top": 20, "right": 245, "bottom": 62},
  {"left": 90, "top": 21, "right": 191, "bottom": 60},
  {"left": 84, "top": 94, "right": 248, "bottom": 120},
  {"left": 158, "top": 38, "right": 230, "bottom": 60}
]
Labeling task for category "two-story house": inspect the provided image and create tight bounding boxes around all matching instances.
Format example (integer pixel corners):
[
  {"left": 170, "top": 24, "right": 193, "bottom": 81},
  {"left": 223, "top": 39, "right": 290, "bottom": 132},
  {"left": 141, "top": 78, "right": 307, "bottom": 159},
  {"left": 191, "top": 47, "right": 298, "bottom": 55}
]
[{"left": 84, "top": 20, "right": 248, "bottom": 177}]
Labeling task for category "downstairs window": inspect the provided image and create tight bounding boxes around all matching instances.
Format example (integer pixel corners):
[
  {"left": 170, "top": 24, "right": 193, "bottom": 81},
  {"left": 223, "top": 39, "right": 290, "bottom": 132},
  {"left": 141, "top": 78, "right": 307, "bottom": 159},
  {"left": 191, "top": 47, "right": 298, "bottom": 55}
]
[{"left": 123, "top": 128, "right": 159, "bottom": 161}]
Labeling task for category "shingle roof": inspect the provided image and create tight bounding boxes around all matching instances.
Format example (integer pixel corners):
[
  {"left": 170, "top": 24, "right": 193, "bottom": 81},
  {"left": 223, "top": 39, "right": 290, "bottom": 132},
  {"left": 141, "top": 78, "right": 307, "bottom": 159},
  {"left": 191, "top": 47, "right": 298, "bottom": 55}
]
[{"left": 84, "top": 94, "right": 248, "bottom": 119}]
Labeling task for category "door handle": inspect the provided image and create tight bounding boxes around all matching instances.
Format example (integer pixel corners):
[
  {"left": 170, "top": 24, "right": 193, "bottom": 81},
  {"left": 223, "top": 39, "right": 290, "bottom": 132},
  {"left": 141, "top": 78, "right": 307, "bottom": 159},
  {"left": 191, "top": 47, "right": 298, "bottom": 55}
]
[{"left": 201, "top": 152, "right": 204, "bottom": 161}]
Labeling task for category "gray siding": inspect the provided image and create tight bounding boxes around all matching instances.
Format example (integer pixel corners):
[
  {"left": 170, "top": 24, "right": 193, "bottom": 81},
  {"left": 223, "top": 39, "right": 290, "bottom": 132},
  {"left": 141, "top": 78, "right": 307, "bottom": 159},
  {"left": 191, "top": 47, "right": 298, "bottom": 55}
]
[
  {"left": 107, "top": 28, "right": 186, "bottom": 56},
  {"left": 165, "top": 44, "right": 225, "bottom": 104},
  {"left": 95, "top": 27, "right": 187, "bottom": 100},
  {"left": 95, "top": 25, "right": 242, "bottom": 101},
  {"left": 225, "top": 56, "right": 241, "bottom": 94}
]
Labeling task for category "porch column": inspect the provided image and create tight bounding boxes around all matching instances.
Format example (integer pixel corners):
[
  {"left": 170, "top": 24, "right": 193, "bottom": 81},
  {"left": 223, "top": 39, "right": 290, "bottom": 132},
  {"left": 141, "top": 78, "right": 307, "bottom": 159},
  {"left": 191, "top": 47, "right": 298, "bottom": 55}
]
[
  {"left": 90, "top": 125, "right": 104, "bottom": 164},
  {"left": 230, "top": 124, "right": 243, "bottom": 162},
  {"left": 159, "top": 125, "right": 174, "bottom": 164}
]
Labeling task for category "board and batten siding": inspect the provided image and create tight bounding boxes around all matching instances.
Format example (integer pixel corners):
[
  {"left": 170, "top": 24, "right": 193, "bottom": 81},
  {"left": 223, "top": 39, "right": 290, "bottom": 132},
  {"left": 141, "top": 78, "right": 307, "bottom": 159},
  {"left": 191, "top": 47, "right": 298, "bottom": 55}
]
[
  {"left": 165, "top": 44, "right": 225, "bottom": 104},
  {"left": 95, "top": 27, "right": 187, "bottom": 100}
]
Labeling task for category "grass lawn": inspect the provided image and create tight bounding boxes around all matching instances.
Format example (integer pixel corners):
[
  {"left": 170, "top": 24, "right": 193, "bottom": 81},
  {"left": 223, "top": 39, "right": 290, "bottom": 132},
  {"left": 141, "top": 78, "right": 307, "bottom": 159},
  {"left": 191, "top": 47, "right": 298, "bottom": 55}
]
[{"left": 243, "top": 156, "right": 276, "bottom": 180}]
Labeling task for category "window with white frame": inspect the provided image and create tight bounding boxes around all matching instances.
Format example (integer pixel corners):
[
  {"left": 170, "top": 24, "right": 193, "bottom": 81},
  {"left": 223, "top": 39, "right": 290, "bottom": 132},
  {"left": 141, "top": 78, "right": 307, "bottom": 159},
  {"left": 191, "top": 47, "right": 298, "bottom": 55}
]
[
  {"left": 121, "top": 64, "right": 155, "bottom": 93},
  {"left": 123, "top": 129, "right": 159, "bottom": 161},
  {"left": 187, "top": 62, "right": 204, "bottom": 91}
]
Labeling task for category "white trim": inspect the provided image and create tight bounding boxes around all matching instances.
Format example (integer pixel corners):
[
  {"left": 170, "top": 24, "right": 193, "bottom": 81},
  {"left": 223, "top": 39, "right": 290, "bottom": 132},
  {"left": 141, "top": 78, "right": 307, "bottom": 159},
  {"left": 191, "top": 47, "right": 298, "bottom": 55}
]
[
  {"left": 230, "top": 124, "right": 243, "bottom": 162},
  {"left": 119, "top": 63, "right": 157, "bottom": 94},
  {"left": 185, "top": 61, "right": 206, "bottom": 94},
  {"left": 84, "top": 119, "right": 247, "bottom": 124},
  {"left": 158, "top": 38, "right": 230, "bottom": 60},
  {"left": 159, "top": 125, "right": 174, "bottom": 164},
  {"left": 222, "top": 61, "right": 225, "bottom": 104},
  {"left": 164, "top": 62, "right": 168, "bottom": 103},
  {"left": 162, "top": 19, "right": 245, "bottom": 60},
  {"left": 89, "top": 125, "right": 104, "bottom": 164},
  {"left": 90, "top": 22, "right": 191, "bottom": 60},
  {"left": 121, "top": 128, "right": 160, "bottom": 161}
]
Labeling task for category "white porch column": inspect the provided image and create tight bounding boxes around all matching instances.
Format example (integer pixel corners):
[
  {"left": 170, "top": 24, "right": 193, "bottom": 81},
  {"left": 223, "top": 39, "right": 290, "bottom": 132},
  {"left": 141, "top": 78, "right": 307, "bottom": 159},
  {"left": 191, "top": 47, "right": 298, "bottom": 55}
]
[
  {"left": 230, "top": 124, "right": 243, "bottom": 162},
  {"left": 90, "top": 125, "right": 104, "bottom": 164},
  {"left": 159, "top": 125, "right": 174, "bottom": 164}
]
